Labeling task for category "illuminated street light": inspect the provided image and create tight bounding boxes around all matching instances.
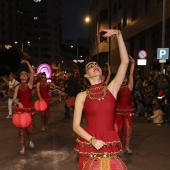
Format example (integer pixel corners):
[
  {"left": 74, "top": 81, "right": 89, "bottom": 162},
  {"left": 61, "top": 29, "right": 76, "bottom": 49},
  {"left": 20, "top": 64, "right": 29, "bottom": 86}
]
[
  {"left": 15, "top": 41, "right": 30, "bottom": 52},
  {"left": 84, "top": 16, "right": 90, "bottom": 23},
  {"left": 84, "top": 16, "right": 98, "bottom": 62}
]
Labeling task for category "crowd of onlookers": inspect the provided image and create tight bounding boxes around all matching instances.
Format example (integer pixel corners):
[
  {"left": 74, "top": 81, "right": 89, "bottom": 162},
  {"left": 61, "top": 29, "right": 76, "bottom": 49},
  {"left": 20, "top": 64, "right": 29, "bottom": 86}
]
[
  {"left": 0, "top": 75, "right": 8, "bottom": 97},
  {"left": 132, "top": 72, "right": 170, "bottom": 125},
  {"left": 1, "top": 71, "right": 170, "bottom": 125}
]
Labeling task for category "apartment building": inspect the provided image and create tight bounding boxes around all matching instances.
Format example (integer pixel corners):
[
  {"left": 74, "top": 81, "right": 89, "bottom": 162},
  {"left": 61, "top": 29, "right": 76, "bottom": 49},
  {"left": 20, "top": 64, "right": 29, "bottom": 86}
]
[
  {"left": 89, "top": 0, "right": 170, "bottom": 77},
  {"left": 0, "top": 0, "right": 61, "bottom": 69}
]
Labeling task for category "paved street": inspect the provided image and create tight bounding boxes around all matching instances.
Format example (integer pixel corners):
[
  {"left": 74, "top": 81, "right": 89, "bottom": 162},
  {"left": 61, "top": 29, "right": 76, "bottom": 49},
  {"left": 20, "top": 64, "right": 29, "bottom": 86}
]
[{"left": 0, "top": 96, "right": 170, "bottom": 170}]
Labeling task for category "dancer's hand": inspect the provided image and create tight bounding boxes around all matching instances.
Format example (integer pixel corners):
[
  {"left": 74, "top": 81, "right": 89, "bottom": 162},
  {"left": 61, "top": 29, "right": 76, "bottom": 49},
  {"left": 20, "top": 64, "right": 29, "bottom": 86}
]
[
  {"left": 18, "top": 102, "right": 23, "bottom": 108},
  {"left": 92, "top": 139, "right": 106, "bottom": 150},
  {"left": 129, "top": 55, "right": 135, "bottom": 63},
  {"left": 102, "top": 29, "right": 121, "bottom": 38},
  {"left": 21, "top": 59, "right": 29, "bottom": 64}
]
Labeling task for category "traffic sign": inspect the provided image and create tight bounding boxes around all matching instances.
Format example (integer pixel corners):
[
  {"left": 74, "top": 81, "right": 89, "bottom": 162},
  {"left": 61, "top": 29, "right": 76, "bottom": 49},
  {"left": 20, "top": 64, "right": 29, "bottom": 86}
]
[
  {"left": 157, "top": 48, "right": 169, "bottom": 60},
  {"left": 138, "top": 50, "right": 147, "bottom": 59}
]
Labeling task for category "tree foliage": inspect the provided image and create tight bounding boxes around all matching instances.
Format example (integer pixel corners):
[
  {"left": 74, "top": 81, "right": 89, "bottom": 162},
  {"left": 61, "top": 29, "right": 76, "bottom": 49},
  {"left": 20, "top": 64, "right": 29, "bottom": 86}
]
[{"left": 0, "top": 47, "right": 30, "bottom": 76}]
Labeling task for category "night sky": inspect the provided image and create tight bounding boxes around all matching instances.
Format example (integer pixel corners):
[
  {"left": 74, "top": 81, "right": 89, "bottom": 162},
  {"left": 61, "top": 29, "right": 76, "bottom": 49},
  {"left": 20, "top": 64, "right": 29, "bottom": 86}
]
[{"left": 61, "top": 0, "right": 89, "bottom": 42}]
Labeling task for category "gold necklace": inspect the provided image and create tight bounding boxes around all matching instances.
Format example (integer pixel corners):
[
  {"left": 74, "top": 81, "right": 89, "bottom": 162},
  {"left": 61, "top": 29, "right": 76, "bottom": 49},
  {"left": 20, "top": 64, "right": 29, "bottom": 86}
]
[
  {"left": 41, "top": 82, "right": 47, "bottom": 87},
  {"left": 20, "top": 83, "right": 28, "bottom": 92},
  {"left": 87, "top": 83, "right": 107, "bottom": 101}
]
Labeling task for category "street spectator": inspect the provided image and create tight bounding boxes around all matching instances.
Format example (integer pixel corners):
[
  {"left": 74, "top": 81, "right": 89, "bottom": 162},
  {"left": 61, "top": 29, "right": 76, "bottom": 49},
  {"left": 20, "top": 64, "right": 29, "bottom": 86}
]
[
  {"left": 6, "top": 73, "right": 20, "bottom": 119},
  {"left": 63, "top": 71, "right": 80, "bottom": 119},
  {"left": 164, "top": 84, "right": 170, "bottom": 122},
  {"left": 148, "top": 104, "right": 164, "bottom": 126},
  {"left": 135, "top": 98, "right": 145, "bottom": 117}
]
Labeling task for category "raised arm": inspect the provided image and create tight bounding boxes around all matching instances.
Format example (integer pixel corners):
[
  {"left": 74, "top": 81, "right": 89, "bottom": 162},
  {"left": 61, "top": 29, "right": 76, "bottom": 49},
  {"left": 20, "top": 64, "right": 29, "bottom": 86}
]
[
  {"left": 104, "top": 62, "right": 111, "bottom": 85},
  {"left": 21, "top": 60, "right": 34, "bottom": 88},
  {"left": 128, "top": 56, "right": 135, "bottom": 91},
  {"left": 103, "top": 29, "right": 129, "bottom": 98}
]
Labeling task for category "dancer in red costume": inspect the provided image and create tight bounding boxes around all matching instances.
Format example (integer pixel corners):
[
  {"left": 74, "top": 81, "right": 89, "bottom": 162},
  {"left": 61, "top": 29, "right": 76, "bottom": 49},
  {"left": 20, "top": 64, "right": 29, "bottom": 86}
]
[
  {"left": 73, "top": 29, "right": 129, "bottom": 170},
  {"left": 115, "top": 56, "right": 135, "bottom": 154},
  {"left": 13, "top": 60, "right": 35, "bottom": 155},
  {"left": 37, "top": 72, "right": 59, "bottom": 131}
]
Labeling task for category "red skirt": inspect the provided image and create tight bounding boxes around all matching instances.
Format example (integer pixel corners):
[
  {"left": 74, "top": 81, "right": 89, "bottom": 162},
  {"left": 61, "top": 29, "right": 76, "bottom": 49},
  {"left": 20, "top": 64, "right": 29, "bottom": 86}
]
[{"left": 79, "top": 156, "right": 127, "bottom": 170}]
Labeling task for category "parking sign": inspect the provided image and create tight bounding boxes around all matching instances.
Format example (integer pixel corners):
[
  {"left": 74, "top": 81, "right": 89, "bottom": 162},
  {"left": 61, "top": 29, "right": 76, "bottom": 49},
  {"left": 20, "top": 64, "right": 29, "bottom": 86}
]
[{"left": 157, "top": 48, "right": 169, "bottom": 60}]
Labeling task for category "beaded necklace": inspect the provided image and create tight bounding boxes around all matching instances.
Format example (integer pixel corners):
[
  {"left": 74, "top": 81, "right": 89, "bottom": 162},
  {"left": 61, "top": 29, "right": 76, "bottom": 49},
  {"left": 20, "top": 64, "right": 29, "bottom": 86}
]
[
  {"left": 19, "top": 83, "right": 28, "bottom": 92},
  {"left": 120, "top": 85, "right": 128, "bottom": 90},
  {"left": 41, "top": 82, "right": 47, "bottom": 87},
  {"left": 86, "top": 83, "right": 107, "bottom": 101}
]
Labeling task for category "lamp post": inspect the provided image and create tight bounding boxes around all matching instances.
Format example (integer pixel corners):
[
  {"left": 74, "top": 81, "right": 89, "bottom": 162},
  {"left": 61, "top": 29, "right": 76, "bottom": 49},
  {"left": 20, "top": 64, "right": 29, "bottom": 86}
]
[
  {"left": 160, "top": 0, "right": 166, "bottom": 72},
  {"left": 71, "top": 45, "right": 78, "bottom": 61},
  {"left": 85, "top": 16, "right": 98, "bottom": 62},
  {"left": 15, "top": 41, "right": 30, "bottom": 52}
]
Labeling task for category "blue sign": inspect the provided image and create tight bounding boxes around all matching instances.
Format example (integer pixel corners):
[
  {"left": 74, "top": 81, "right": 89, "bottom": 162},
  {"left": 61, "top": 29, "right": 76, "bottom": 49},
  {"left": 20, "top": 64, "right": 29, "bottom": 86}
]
[
  {"left": 157, "top": 48, "right": 169, "bottom": 60},
  {"left": 138, "top": 50, "right": 147, "bottom": 59}
]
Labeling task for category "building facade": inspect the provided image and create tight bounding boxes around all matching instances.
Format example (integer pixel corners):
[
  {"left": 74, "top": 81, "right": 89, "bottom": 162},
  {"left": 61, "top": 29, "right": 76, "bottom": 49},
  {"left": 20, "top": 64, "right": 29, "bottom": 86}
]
[
  {"left": 88, "top": 0, "right": 170, "bottom": 77},
  {"left": 0, "top": 0, "right": 61, "bottom": 69}
]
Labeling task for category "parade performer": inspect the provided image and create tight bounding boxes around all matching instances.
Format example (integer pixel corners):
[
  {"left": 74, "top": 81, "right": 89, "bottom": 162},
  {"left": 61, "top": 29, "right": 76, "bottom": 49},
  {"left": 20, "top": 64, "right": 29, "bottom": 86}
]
[
  {"left": 73, "top": 29, "right": 129, "bottom": 170},
  {"left": 115, "top": 56, "right": 135, "bottom": 154},
  {"left": 13, "top": 60, "right": 35, "bottom": 155},
  {"left": 37, "top": 72, "right": 63, "bottom": 131}
]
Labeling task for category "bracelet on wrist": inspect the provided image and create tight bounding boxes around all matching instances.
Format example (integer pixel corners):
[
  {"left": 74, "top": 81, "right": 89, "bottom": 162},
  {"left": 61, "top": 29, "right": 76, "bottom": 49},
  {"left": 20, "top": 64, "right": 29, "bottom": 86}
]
[
  {"left": 89, "top": 136, "right": 96, "bottom": 145},
  {"left": 114, "top": 30, "right": 121, "bottom": 39}
]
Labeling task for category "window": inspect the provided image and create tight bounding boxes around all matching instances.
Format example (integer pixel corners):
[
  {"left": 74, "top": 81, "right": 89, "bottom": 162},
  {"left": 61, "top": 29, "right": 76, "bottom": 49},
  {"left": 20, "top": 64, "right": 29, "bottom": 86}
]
[
  {"left": 130, "top": 41, "right": 134, "bottom": 56},
  {"left": 157, "top": 0, "right": 163, "bottom": 4},
  {"left": 131, "top": 3, "right": 137, "bottom": 21},
  {"left": 144, "top": 0, "right": 150, "bottom": 12},
  {"left": 100, "top": 9, "right": 107, "bottom": 20},
  {"left": 100, "top": 31, "right": 107, "bottom": 43},
  {"left": 118, "top": 22, "right": 121, "bottom": 30},
  {"left": 123, "top": 12, "right": 127, "bottom": 27},
  {"left": 113, "top": 3, "right": 117, "bottom": 15},
  {"left": 118, "top": 0, "right": 122, "bottom": 10},
  {"left": 139, "top": 36, "right": 145, "bottom": 50}
]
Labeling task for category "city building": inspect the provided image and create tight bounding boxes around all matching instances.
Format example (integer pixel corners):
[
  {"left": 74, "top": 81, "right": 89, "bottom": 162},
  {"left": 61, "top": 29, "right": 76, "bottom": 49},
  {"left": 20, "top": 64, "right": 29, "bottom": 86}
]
[
  {"left": 88, "top": 0, "right": 170, "bottom": 77},
  {"left": 0, "top": 0, "right": 61, "bottom": 70}
]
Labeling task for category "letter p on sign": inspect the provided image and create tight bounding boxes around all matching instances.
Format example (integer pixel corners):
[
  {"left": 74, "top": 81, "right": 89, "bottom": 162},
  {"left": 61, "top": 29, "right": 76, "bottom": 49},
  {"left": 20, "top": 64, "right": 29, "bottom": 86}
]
[{"left": 157, "top": 48, "right": 169, "bottom": 60}]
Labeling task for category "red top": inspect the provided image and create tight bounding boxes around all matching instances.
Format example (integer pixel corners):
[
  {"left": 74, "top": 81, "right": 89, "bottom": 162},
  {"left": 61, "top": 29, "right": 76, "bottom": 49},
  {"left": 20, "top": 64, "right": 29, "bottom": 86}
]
[
  {"left": 14, "top": 83, "right": 34, "bottom": 114},
  {"left": 39, "top": 82, "right": 51, "bottom": 101},
  {"left": 74, "top": 83, "right": 122, "bottom": 158},
  {"left": 115, "top": 85, "right": 134, "bottom": 115}
]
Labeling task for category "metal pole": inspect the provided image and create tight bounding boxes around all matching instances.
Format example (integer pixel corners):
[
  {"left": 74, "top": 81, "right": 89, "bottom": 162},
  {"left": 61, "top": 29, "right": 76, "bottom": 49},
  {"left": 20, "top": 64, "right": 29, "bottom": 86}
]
[
  {"left": 77, "top": 47, "right": 79, "bottom": 61},
  {"left": 21, "top": 43, "right": 23, "bottom": 52},
  {"left": 161, "top": 0, "right": 166, "bottom": 72},
  {"left": 96, "top": 21, "right": 99, "bottom": 63},
  {"left": 108, "top": 0, "right": 112, "bottom": 64}
]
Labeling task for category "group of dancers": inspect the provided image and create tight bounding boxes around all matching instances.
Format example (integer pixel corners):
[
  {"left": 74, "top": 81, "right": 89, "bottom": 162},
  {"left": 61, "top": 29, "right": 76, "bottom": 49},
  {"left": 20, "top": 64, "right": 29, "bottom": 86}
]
[{"left": 9, "top": 29, "right": 134, "bottom": 169}]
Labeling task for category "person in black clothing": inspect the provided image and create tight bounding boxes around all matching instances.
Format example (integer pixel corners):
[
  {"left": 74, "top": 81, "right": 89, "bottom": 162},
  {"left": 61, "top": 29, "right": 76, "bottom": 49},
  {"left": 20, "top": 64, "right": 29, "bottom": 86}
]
[{"left": 63, "top": 71, "right": 80, "bottom": 119}]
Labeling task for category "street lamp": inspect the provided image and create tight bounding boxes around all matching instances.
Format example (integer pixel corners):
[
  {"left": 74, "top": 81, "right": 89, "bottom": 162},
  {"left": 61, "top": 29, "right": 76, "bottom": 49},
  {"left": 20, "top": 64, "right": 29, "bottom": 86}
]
[
  {"left": 15, "top": 41, "right": 30, "bottom": 52},
  {"left": 71, "top": 45, "right": 78, "bottom": 61},
  {"left": 85, "top": 16, "right": 99, "bottom": 62}
]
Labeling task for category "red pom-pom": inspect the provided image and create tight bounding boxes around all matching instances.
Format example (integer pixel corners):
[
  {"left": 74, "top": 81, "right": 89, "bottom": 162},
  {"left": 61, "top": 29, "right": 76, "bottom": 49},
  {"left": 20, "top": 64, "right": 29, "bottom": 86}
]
[
  {"left": 12, "top": 112, "right": 31, "bottom": 128},
  {"left": 34, "top": 100, "right": 47, "bottom": 111}
]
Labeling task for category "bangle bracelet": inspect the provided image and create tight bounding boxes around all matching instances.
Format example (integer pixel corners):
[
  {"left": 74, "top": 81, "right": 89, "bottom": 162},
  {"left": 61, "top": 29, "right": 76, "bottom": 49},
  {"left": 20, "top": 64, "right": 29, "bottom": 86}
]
[
  {"left": 114, "top": 30, "right": 121, "bottom": 39},
  {"left": 89, "top": 136, "right": 96, "bottom": 145}
]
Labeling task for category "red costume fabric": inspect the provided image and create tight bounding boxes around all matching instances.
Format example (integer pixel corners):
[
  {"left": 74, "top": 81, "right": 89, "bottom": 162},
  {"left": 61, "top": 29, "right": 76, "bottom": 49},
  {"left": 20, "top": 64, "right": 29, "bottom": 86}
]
[
  {"left": 14, "top": 83, "right": 35, "bottom": 147},
  {"left": 115, "top": 85, "right": 134, "bottom": 149},
  {"left": 74, "top": 83, "right": 126, "bottom": 170},
  {"left": 39, "top": 82, "right": 51, "bottom": 127}
]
